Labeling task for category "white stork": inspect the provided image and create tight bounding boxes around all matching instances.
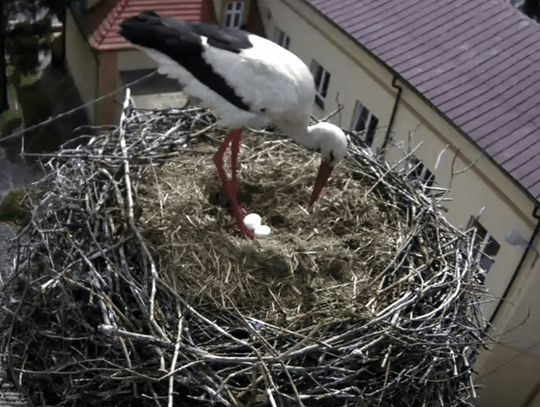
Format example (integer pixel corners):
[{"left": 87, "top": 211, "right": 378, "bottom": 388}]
[{"left": 120, "top": 11, "right": 348, "bottom": 239}]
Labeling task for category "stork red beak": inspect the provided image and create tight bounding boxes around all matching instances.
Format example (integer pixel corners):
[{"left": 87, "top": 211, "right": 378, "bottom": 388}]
[{"left": 309, "top": 161, "right": 334, "bottom": 206}]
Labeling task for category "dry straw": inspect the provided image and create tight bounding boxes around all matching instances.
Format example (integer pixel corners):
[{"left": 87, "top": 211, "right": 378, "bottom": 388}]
[{"left": 0, "top": 90, "right": 487, "bottom": 406}]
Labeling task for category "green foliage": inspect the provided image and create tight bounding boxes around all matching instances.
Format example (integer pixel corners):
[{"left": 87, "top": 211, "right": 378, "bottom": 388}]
[
  {"left": 0, "top": 65, "right": 24, "bottom": 147},
  {"left": 3, "top": 0, "right": 70, "bottom": 22},
  {"left": 0, "top": 189, "right": 29, "bottom": 225},
  {"left": 8, "top": 18, "right": 52, "bottom": 38},
  {"left": 1, "top": 64, "right": 53, "bottom": 159},
  {"left": 1, "top": 116, "right": 23, "bottom": 136},
  {"left": 16, "top": 81, "right": 50, "bottom": 127},
  {"left": 16, "top": 79, "right": 55, "bottom": 154},
  {"left": 6, "top": 20, "right": 52, "bottom": 78}
]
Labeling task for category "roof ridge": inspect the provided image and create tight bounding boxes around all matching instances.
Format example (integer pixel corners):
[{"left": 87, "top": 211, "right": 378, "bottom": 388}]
[
  {"left": 84, "top": 0, "right": 215, "bottom": 51},
  {"left": 93, "top": 0, "right": 129, "bottom": 49}
]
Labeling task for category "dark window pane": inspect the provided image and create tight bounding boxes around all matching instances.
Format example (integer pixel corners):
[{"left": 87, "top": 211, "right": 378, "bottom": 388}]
[
  {"left": 484, "top": 236, "right": 500, "bottom": 257},
  {"left": 357, "top": 107, "right": 369, "bottom": 131},
  {"left": 234, "top": 13, "right": 241, "bottom": 27},
  {"left": 407, "top": 157, "right": 422, "bottom": 178},
  {"left": 470, "top": 219, "right": 499, "bottom": 276},
  {"left": 475, "top": 223, "right": 488, "bottom": 241},
  {"left": 284, "top": 36, "right": 290, "bottom": 49},
  {"left": 407, "top": 156, "right": 435, "bottom": 185},
  {"left": 225, "top": 14, "right": 232, "bottom": 27},
  {"left": 314, "top": 64, "right": 323, "bottom": 88},
  {"left": 367, "top": 115, "right": 378, "bottom": 145},
  {"left": 354, "top": 113, "right": 365, "bottom": 132},
  {"left": 236, "top": 1, "right": 242, "bottom": 10},
  {"left": 423, "top": 169, "right": 435, "bottom": 185},
  {"left": 479, "top": 255, "right": 493, "bottom": 272},
  {"left": 315, "top": 94, "right": 325, "bottom": 108},
  {"left": 227, "top": 2, "right": 233, "bottom": 10},
  {"left": 274, "top": 28, "right": 281, "bottom": 43},
  {"left": 321, "top": 71, "right": 330, "bottom": 97}
]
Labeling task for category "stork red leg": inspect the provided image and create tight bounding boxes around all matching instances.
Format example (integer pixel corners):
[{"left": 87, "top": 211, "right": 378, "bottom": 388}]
[
  {"left": 230, "top": 128, "right": 241, "bottom": 182},
  {"left": 213, "top": 129, "right": 254, "bottom": 240}
]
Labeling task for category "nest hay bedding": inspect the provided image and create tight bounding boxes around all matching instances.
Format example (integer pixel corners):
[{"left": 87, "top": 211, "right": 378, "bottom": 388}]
[{"left": 0, "top": 94, "right": 486, "bottom": 406}]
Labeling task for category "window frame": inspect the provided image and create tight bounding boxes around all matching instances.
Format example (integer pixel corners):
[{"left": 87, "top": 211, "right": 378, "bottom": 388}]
[
  {"left": 350, "top": 101, "right": 378, "bottom": 145},
  {"left": 404, "top": 155, "right": 448, "bottom": 198},
  {"left": 406, "top": 156, "right": 435, "bottom": 186},
  {"left": 273, "top": 27, "right": 291, "bottom": 49},
  {"left": 224, "top": 1, "right": 245, "bottom": 29},
  {"left": 467, "top": 217, "right": 501, "bottom": 280},
  {"left": 310, "top": 60, "right": 330, "bottom": 109}
]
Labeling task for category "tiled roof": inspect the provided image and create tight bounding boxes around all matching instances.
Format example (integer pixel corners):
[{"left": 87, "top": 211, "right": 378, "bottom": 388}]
[
  {"left": 78, "top": 0, "right": 215, "bottom": 51},
  {"left": 306, "top": 0, "right": 540, "bottom": 201}
]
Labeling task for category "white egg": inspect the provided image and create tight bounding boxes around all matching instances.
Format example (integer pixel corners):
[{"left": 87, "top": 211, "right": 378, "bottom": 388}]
[
  {"left": 254, "top": 225, "right": 271, "bottom": 239},
  {"left": 243, "top": 213, "right": 262, "bottom": 231}
]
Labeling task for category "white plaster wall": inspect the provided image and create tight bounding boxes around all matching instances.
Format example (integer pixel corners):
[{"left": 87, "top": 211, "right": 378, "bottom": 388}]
[
  {"left": 386, "top": 90, "right": 537, "bottom": 320},
  {"left": 117, "top": 50, "right": 158, "bottom": 71},
  {"left": 257, "top": 0, "right": 540, "bottom": 404},
  {"left": 259, "top": 0, "right": 537, "bottom": 318}
]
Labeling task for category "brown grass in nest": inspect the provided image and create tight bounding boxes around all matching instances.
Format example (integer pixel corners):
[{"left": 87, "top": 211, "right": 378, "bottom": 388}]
[
  {"left": 139, "top": 131, "right": 396, "bottom": 326},
  {"left": 0, "top": 97, "right": 486, "bottom": 407}
]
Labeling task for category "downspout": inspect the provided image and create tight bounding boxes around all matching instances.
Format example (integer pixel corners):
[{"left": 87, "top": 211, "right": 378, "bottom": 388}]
[
  {"left": 380, "top": 76, "right": 402, "bottom": 154},
  {"left": 488, "top": 205, "right": 540, "bottom": 328}
]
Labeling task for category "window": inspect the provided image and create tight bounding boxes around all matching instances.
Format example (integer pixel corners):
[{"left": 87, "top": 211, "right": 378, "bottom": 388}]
[
  {"left": 274, "top": 27, "right": 290, "bottom": 49},
  {"left": 350, "top": 101, "right": 378, "bottom": 145},
  {"left": 406, "top": 156, "right": 436, "bottom": 187},
  {"left": 405, "top": 155, "right": 448, "bottom": 197},
  {"left": 224, "top": 2, "right": 245, "bottom": 28},
  {"left": 468, "top": 217, "right": 501, "bottom": 282},
  {"left": 311, "top": 60, "right": 330, "bottom": 109}
]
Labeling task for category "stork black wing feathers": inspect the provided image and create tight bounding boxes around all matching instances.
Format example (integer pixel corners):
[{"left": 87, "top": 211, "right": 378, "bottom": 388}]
[
  {"left": 120, "top": 11, "right": 253, "bottom": 56},
  {"left": 120, "top": 11, "right": 252, "bottom": 111}
]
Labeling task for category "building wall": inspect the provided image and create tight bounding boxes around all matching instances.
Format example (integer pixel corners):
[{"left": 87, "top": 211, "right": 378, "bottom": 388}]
[
  {"left": 474, "top": 227, "right": 540, "bottom": 407},
  {"left": 387, "top": 84, "right": 538, "bottom": 319},
  {"left": 95, "top": 51, "right": 119, "bottom": 126},
  {"left": 259, "top": 0, "right": 537, "bottom": 311},
  {"left": 65, "top": 10, "right": 97, "bottom": 122},
  {"left": 211, "top": 0, "right": 224, "bottom": 20},
  {"left": 258, "top": 0, "right": 540, "bottom": 405},
  {"left": 115, "top": 50, "right": 160, "bottom": 123},
  {"left": 117, "top": 50, "right": 157, "bottom": 71}
]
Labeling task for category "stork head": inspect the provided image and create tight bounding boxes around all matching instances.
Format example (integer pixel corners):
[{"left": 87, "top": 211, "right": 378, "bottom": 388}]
[{"left": 308, "top": 122, "right": 348, "bottom": 206}]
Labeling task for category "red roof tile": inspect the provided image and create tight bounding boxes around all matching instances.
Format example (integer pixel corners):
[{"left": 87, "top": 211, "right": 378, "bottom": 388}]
[
  {"left": 79, "top": 0, "right": 215, "bottom": 51},
  {"left": 304, "top": 0, "right": 540, "bottom": 202}
]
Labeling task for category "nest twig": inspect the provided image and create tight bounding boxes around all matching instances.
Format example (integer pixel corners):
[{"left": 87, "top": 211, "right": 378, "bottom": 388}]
[{"left": 0, "top": 90, "right": 487, "bottom": 406}]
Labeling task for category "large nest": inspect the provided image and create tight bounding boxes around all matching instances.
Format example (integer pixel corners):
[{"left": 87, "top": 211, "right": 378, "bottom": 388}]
[{"left": 0, "top": 93, "right": 486, "bottom": 406}]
